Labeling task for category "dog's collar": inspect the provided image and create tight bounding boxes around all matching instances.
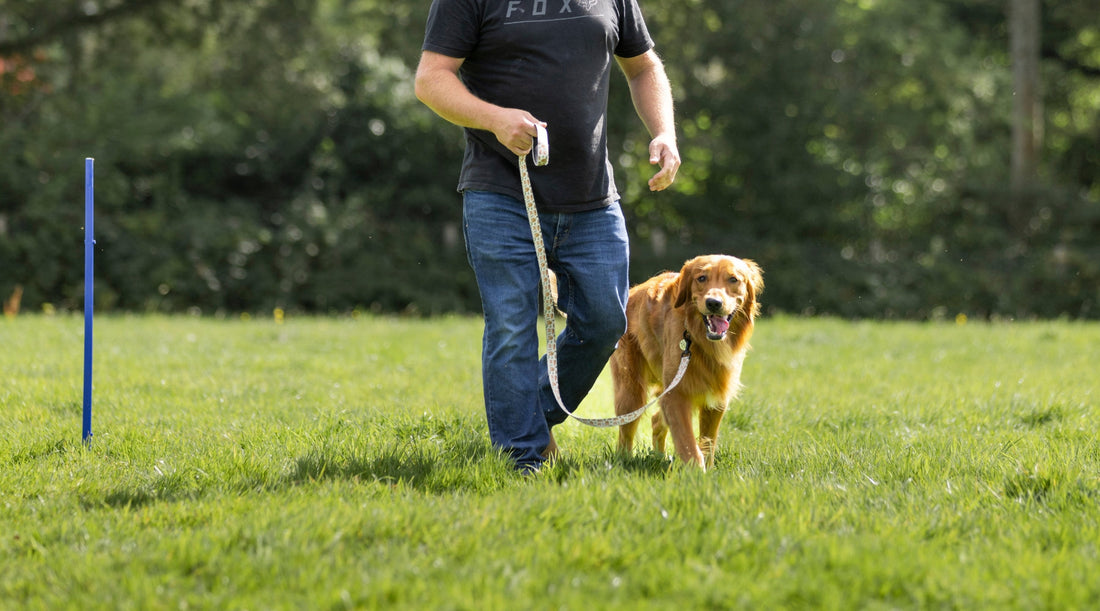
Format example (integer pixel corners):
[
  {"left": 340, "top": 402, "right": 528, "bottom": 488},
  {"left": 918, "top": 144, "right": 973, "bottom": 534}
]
[{"left": 678, "top": 330, "right": 693, "bottom": 357}]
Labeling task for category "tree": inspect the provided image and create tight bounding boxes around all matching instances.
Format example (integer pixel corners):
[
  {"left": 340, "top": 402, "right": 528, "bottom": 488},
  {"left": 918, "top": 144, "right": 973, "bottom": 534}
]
[
  {"left": 1009, "top": 0, "right": 1041, "bottom": 193},
  {"left": 2, "top": 0, "right": 1098, "bottom": 318}
]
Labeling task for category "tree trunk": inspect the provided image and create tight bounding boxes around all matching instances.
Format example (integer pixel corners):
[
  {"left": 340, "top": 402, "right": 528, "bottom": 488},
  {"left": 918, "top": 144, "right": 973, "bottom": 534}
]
[{"left": 1009, "top": 0, "right": 1042, "bottom": 194}]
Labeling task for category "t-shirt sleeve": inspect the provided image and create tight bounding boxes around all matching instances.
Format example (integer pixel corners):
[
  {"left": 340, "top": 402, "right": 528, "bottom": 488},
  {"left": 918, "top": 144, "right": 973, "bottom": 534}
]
[
  {"left": 614, "top": 0, "right": 655, "bottom": 58},
  {"left": 422, "top": 0, "right": 482, "bottom": 58}
]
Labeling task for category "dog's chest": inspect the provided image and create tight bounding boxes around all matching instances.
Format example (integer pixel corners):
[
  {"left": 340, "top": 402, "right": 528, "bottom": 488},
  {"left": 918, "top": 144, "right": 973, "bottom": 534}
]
[{"left": 691, "top": 347, "right": 746, "bottom": 402}]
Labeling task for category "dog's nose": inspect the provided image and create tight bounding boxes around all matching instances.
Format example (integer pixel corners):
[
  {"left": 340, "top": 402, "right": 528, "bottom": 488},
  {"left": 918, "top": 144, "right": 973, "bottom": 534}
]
[{"left": 705, "top": 297, "right": 723, "bottom": 312}]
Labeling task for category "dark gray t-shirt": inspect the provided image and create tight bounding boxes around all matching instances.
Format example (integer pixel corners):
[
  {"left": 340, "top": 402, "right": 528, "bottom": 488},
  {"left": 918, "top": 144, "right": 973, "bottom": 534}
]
[{"left": 422, "top": 0, "right": 654, "bottom": 213}]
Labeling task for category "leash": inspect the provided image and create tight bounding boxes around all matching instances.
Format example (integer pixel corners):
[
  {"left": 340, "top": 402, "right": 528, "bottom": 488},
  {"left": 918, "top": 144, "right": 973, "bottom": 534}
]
[{"left": 519, "top": 124, "right": 691, "bottom": 428}]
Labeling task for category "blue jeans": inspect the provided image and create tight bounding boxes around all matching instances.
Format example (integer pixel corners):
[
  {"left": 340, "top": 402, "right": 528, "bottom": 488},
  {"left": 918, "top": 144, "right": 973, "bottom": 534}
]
[{"left": 462, "top": 190, "right": 629, "bottom": 471}]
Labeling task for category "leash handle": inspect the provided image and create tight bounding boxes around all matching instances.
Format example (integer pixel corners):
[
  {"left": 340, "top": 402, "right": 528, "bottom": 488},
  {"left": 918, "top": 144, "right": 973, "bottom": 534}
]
[
  {"left": 533, "top": 123, "right": 548, "bottom": 167},
  {"left": 519, "top": 129, "right": 690, "bottom": 428}
]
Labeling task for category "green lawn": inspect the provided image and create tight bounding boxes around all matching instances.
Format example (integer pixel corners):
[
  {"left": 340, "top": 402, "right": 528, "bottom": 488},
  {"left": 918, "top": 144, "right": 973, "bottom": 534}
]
[{"left": 2, "top": 314, "right": 1098, "bottom": 609}]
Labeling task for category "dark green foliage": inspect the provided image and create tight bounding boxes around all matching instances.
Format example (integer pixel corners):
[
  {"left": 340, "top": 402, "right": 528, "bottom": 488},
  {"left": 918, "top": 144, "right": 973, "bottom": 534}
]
[{"left": 1, "top": 0, "right": 1097, "bottom": 318}]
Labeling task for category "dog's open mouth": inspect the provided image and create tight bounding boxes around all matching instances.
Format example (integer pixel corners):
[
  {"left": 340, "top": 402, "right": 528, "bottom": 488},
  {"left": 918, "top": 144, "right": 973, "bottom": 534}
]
[{"left": 705, "top": 314, "right": 733, "bottom": 340}]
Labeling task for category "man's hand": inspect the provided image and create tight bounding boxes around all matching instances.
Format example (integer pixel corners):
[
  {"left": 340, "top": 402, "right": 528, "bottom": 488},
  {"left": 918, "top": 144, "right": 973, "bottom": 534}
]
[
  {"left": 491, "top": 111, "right": 547, "bottom": 158},
  {"left": 647, "top": 133, "right": 680, "bottom": 191}
]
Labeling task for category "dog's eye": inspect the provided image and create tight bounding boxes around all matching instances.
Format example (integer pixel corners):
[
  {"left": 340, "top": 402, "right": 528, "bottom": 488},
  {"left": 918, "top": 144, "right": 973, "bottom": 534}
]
[
  {"left": 728, "top": 276, "right": 740, "bottom": 284},
  {"left": 696, "top": 274, "right": 707, "bottom": 283}
]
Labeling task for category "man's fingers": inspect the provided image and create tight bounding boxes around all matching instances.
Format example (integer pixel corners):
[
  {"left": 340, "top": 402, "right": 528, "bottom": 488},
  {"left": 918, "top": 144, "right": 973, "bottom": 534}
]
[
  {"left": 512, "top": 118, "right": 546, "bottom": 156},
  {"left": 647, "top": 142, "right": 680, "bottom": 191}
]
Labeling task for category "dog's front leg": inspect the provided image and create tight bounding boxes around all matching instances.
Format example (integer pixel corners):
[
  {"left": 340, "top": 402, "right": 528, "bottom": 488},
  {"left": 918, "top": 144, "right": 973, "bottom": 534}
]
[
  {"left": 698, "top": 406, "right": 726, "bottom": 469},
  {"left": 659, "top": 393, "right": 705, "bottom": 468}
]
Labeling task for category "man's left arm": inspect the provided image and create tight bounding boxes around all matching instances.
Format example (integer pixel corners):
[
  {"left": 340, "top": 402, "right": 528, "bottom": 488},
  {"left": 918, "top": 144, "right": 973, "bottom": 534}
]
[{"left": 617, "top": 50, "right": 681, "bottom": 192}]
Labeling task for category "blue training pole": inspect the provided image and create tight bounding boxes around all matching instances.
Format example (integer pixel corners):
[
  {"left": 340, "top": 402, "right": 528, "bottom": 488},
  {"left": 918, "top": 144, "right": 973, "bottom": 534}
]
[{"left": 82, "top": 158, "right": 94, "bottom": 443}]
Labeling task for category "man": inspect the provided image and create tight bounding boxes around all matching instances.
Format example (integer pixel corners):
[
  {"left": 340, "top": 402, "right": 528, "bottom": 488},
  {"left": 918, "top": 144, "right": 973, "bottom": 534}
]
[{"left": 414, "top": 0, "right": 680, "bottom": 473}]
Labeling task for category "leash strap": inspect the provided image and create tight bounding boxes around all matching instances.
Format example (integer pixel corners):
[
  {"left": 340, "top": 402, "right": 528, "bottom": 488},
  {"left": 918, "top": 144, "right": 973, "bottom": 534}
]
[{"left": 519, "top": 124, "right": 690, "bottom": 428}]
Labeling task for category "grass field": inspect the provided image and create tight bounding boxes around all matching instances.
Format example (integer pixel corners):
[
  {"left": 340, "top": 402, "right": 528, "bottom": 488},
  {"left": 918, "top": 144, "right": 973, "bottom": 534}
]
[{"left": 2, "top": 313, "right": 1098, "bottom": 609}]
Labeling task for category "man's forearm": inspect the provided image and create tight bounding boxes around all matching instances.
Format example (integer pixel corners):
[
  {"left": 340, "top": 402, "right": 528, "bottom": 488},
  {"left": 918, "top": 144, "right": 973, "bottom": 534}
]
[
  {"left": 625, "top": 57, "right": 676, "bottom": 141},
  {"left": 618, "top": 50, "right": 680, "bottom": 190}
]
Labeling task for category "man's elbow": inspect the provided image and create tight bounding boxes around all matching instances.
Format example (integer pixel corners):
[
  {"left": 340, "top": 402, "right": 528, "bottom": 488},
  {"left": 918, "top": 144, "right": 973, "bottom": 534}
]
[
  {"left": 415, "top": 52, "right": 464, "bottom": 107},
  {"left": 413, "top": 60, "right": 442, "bottom": 106},
  {"left": 414, "top": 70, "right": 432, "bottom": 106}
]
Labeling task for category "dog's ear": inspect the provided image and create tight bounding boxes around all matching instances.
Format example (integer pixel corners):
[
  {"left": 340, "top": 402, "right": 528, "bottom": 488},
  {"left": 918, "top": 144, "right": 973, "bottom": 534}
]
[
  {"left": 673, "top": 259, "right": 696, "bottom": 308},
  {"left": 740, "top": 258, "right": 764, "bottom": 316},
  {"left": 741, "top": 259, "right": 764, "bottom": 296}
]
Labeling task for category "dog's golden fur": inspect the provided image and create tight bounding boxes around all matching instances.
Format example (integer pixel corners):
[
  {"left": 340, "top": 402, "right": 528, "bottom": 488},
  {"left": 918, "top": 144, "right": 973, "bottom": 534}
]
[{"left": 611, "top": 255, "right": 763, "bottom": 469}]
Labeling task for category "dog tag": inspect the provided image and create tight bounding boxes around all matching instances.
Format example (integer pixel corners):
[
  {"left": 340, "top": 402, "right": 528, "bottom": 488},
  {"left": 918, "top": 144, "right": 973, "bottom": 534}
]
[{"left": 679, "top": 338, "right": 688, "bottom": 351}]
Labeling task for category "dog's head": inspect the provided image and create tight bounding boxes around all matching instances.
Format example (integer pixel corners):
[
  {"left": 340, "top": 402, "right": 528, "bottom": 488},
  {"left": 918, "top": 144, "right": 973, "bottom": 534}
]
[{"left": 673, "top": 255, "right": 763, "bottom": 342}]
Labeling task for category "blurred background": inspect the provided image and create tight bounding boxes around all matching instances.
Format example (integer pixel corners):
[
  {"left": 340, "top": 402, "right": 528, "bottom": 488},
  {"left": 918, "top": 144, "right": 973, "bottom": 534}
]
[{"left": 1, "top": 0, "right": 1097, "bottom": 319}]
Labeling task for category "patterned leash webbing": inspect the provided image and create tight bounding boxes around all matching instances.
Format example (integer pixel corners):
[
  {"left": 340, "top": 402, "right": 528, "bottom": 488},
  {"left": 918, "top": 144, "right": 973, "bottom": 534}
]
[{"left": 519, "top": 124, "right": 691, "bottom": 428}]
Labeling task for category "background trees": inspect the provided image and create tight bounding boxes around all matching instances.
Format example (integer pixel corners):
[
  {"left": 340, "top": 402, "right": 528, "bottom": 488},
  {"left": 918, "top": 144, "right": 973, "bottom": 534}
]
[{"left": 2, "top": 0, "right": 1098, "bottom": 318}]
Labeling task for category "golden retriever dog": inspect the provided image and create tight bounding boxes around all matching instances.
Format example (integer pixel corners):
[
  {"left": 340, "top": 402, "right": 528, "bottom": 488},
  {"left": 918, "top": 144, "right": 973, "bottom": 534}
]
[{"left": 611, "top": 255, "right": 763, "bottom": 469}]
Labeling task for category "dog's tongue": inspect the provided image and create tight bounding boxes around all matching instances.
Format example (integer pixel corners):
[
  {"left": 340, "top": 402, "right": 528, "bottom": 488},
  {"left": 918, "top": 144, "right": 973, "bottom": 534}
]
[{"left": 708, "top": 315, "right": 730, "bottom": 336}]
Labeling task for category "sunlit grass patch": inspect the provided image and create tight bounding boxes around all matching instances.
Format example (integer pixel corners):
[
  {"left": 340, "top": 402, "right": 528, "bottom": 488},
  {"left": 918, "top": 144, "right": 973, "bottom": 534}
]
[{"left": 2, "top": 314, "right": 1099, "bottom": 609}]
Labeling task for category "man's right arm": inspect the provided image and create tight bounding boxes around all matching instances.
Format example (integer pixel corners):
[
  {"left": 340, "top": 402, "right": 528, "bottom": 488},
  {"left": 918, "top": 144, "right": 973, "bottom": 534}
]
[{"left": 414, "top": 50, "right": 545, "bottom": 157}]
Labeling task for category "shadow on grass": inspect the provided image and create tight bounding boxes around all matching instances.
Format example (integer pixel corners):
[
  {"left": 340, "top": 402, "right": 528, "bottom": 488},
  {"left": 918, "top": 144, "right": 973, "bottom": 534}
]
[
  {"left": 289, "top": 434, "right": 681, "bottom": 491},
  {"left": 539, "top": 447, "right": 674, "bottom": 483},
  {"left": 613, "top": 450, "right": 675, "bottom": 475},
  {"left": 284, "top": 431, "right": 518, "bottom": 495},
  {"left": 74, "top": 415, "right": 691, "bottom": 508},
  {"left": 87, "top": 439, "right": 509, "bottom": 508}
]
